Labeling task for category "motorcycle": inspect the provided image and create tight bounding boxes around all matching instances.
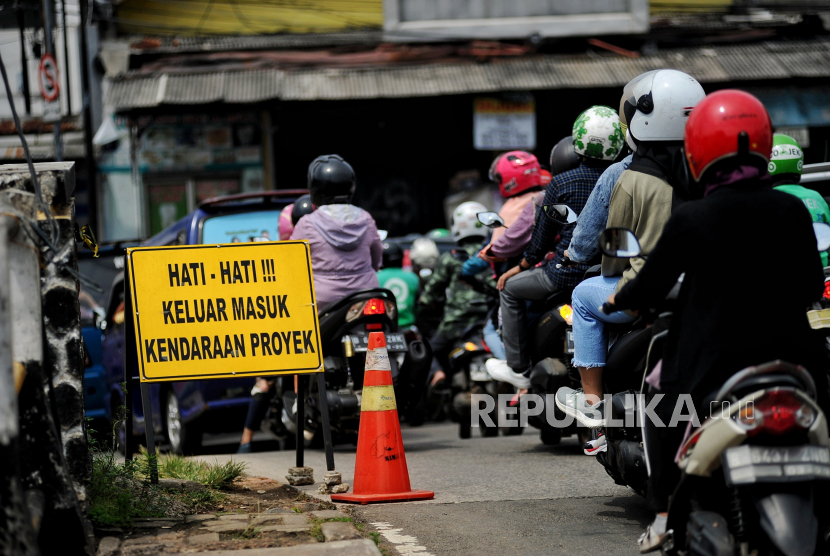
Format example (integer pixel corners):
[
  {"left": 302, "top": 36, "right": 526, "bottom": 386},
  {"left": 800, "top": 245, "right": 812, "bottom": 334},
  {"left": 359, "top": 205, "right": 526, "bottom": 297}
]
[
  {"left": 600, "top": 224, "right": 830, "bottom": 555},
  {"left": 473, "top": 208, "right": 591, "bottom": 447},
  {"left": 267, "top": 288, "right": 432, "bottom": 446},
  {"left": 449, "top": 314, "right": 501, "bottom": 439},
  {"left": 585, "top": 228, "right": 673, "bottom": 494},
  {"left": 664, "top": 361, "right": 830, "bottom": 556}
]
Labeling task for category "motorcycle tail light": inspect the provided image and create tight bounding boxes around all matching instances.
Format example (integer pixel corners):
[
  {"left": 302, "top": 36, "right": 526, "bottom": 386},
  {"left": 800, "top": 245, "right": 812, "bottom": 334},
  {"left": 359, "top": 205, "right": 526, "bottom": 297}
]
[
  {"left": 345, "top": 301, "right": 365, "bottom": 322},
  {"left": 384, "top": 300, "right": 397, "bottom": 320},
  {"left": 823, "top": 281, "right": 830, "bottom": 300},
  {"left": 558, "top": 304, "right": 574, "bottom": 325},
  {"left": 363, "top": 298, "right": 386, "bottom": 316},
  {"left": 736, "top": 389, "right": 813, "bottom": 436}
]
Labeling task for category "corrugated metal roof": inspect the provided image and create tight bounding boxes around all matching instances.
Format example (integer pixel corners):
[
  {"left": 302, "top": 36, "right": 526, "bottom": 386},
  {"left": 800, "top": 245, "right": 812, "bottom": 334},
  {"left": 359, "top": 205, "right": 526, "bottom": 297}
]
[
  {"left": 108, "top": 39, "right": 830, "bottom": 111},
  {"left": 120, "top": 31, "right": 385, "bottom": 54}
]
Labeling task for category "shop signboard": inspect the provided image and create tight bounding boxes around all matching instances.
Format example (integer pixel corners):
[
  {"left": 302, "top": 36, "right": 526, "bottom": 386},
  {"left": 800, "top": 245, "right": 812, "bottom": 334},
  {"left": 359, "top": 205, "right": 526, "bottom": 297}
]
[{"left": 473, "top": 97, "right": 536, "bottom": 151}]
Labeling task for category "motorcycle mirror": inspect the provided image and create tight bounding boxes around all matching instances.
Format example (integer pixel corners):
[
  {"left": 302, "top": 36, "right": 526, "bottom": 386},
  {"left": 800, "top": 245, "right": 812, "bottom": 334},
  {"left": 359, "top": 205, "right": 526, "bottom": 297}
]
[
  {"left": 477, "top": 211, "right": 506, "bottom": 229},
  {"left": 419, "top": 268, "right": 433, "bottom": 279},
  {"left": 377, "top": 229, "right": 388, "bottom": 241},
  {"left": 541, "top": 204, "right": 577, "bottom": 225},
  {"left": 599, "top": 228, "right": 642, "bottom": 258},
  {"left": 815, "top": 222, "right": 830, "bottom": 251}
]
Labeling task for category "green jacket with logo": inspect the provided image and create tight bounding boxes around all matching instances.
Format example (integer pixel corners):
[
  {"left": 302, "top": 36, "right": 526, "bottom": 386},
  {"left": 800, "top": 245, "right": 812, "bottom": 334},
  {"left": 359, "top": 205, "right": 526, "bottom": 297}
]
[
  {"left": 377, "top": 267, "right": 420, "bottom": 328},
  {"left": 774, "top": 184, "right": 830, "bottom": 266},
  {"left": 419, "top": 242, "right": 495, "bottom": 338}
]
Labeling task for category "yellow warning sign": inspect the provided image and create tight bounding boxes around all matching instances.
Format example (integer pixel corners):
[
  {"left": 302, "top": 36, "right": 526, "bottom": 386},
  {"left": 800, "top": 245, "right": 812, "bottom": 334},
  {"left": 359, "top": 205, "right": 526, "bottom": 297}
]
[{"left": 127, "top": 241, "right": 322, "bottom": 382}]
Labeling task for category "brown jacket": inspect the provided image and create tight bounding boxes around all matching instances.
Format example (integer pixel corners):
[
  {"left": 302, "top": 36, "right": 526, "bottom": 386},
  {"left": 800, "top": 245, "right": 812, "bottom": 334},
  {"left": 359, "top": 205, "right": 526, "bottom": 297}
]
[{"left": 602, "top": 169, "right": 673, "bottom": 292}]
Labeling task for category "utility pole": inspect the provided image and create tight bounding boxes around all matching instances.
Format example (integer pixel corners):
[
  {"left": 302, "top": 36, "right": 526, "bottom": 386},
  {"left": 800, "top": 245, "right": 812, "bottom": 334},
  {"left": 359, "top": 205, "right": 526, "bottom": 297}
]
[
  {"left": 42, "top": 0, "right": 62, "bottom": 162},
  {"left": 15, "top": 5, "right": 30, "bottom": 115},
  {"left": 60, "top": 0, "right": 71, "bottom": 115},
  {"left": 78, "top": 0, "right": 97, "bottom": 232}
]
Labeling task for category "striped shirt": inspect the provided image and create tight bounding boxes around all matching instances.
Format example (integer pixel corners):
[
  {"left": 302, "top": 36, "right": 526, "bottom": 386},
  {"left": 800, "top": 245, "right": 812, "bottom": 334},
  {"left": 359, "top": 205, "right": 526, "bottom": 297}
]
[{"left": 523, "top": 161, "right": 606, "bottom": 289}]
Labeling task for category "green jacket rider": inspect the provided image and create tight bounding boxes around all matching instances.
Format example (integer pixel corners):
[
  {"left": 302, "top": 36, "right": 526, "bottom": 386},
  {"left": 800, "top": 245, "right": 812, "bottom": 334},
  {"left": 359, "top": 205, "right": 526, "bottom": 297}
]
[{"left": 770, "top": 133, "right": 830, "bottom": 266}]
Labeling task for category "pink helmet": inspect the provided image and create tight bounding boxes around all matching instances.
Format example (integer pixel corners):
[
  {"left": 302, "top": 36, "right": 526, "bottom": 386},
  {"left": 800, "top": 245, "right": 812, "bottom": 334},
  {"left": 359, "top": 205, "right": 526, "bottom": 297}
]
[
  {"left": 489, "top": 151, "right": 543, "bottom": 198},
  {"left": 278, "top": 203, "right": 294, "bottom": 240}
]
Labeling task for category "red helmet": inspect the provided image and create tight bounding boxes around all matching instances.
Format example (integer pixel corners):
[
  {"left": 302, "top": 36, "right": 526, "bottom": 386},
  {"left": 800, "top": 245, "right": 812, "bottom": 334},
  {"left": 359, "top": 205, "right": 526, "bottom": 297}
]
[
  {"left": 489, "top": 151, "right": 543, "bottom": 198},
  {"left": 684, "top": 90, "right": 772, "bottom": 182}
]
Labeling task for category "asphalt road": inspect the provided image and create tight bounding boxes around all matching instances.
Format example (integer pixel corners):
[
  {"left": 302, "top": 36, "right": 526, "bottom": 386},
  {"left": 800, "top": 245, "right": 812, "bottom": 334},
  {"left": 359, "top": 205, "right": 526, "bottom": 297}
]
[{"left": 195, "top": 422, "right": 650, "bottom": 556}]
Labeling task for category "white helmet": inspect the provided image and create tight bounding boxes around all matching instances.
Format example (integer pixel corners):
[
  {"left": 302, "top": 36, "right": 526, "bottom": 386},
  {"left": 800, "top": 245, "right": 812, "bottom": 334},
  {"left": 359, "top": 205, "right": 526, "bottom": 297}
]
[
  {"left": 622, "top": 69, "right": 705, "bottom": 144},
  {"left": 410, "top": 237, "right": 440, "bottom": 269},
  {"left": 572, "top": 106, "right": 624, "bottom": 161},
  {"left": 451, "top": 201, "right": 488, "bottom": 242}
]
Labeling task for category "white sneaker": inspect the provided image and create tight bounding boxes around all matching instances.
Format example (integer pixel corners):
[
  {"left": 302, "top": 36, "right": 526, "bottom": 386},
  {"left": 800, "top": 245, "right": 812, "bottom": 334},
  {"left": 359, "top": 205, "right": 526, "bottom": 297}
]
[
  {"left": 555, "top": 387, "right": 605, "bottom": 428},
  {"left": 583, "top": 430, "right": 607, "bottom": 455},
  {"left": 485, "top": 359, "right": 531, "bottom": 389}
]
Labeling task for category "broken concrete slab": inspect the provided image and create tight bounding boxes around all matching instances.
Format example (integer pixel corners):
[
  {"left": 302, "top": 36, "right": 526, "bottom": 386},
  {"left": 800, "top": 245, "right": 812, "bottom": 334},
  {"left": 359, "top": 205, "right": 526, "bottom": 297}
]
[
  {"left": 290, "top": 503, "right": 322, "bottom": 512},
  {"left": 324, "top": 472, "right": 342, "bottom": 485},
  {"left": 311, "top": 510, "right": 350, "bottom": 520},
  {"left": 185, "top": 514, "right": 218, "bottom": 523},
  {"left": 285, "top": 466, "right": 315, "bottom": 486},
  {"left": 250, "top": 515, "right": 285, "bottom": 527},
  {"left": 264, "top": 507, "right": 293, "bottom": 514},
  {"left": 256, "top": 524, "right": 312, "bottom": 534},
  {"left": 185, "top": 539, "right": 381, "bottom": 555},
  {"left": 202, "top": 522, "right": 250, "bottom": 533},
  {"left": 187, "top": 532, "right": 220, "bottom": 545},
  {"left": 218, "top": 514, "right": 249, "bottom": 521},
  {"left": 321, "top": 521, "right": 362, "bottom": 542},
  {"left": 281, "top": 514, "right": 310, "bottom": 526},
  {"left": 287, "top": 467, "right": 313, "bottom": 477},
  {"left": 95, "top": 537, "right": 120, "bottom": 556},
  {"left": 318, "top": 482, "right": 351, "bottom": 494}
]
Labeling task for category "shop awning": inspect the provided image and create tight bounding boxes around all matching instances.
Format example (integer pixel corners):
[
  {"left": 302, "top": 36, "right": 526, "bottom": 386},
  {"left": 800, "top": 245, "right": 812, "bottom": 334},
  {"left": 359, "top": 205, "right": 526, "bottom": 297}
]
[
  {"left": 108, "top": 38, "right": 830, "bottom": 111},
  {"left": 750, "top": 87, "right": 830, "bottom": 127}
]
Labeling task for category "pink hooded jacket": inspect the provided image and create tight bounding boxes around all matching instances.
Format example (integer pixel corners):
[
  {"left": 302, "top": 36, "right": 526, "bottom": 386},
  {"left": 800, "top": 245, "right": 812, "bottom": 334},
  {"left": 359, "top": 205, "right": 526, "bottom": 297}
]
[
  {"left": 290, "top": 204, "right": 383, "bottom": 310},
  {"left": 491, "top": 190, "right": 537, "bottom": 244}
]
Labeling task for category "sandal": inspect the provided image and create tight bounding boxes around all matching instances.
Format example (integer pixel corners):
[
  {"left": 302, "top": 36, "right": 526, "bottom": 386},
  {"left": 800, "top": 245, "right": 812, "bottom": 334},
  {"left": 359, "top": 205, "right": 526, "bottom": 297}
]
[{"left": 638, "top": 514, "right": 667, "bottom": 553}]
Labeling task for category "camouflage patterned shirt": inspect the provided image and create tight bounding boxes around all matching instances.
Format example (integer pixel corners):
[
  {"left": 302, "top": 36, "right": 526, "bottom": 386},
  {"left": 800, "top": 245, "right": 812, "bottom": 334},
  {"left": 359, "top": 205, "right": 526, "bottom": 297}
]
[{"left": 419, "top": 242, "right": 495, "bottom": 337}]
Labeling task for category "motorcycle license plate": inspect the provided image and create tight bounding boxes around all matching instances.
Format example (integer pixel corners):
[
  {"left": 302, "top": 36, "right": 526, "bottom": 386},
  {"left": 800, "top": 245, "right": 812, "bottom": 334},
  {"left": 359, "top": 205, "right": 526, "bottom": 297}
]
[
  {"left": 722, "top": 444, "right": 830, "bottom": 486},
  {"left": 565, "top": 328, "right": 575, "bottom": 355},
  {"left": 350, "top": 333, "right": 408, "bottom": 353}
]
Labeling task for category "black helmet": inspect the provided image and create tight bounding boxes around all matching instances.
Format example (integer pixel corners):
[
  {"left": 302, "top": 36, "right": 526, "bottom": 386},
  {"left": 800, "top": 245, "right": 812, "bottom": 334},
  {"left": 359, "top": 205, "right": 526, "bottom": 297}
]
[
  {"left": 550, "top": 136, "right": 581, "bottom": 176},
  {"left": 291, "top": 194, "right": 314, "bottom": 225},
  {"left": 307, "top": 154, "right": 356, "bottom": 206},
  {"left": 382, "top": 241, "right": 404, "bottom": 268}
]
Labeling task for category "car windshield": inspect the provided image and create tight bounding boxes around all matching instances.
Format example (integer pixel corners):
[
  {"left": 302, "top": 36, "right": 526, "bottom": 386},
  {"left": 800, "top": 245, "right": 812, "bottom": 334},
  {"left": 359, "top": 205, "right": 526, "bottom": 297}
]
[{"left": 201, "top": 210, "right": 282, "bottom": 244}]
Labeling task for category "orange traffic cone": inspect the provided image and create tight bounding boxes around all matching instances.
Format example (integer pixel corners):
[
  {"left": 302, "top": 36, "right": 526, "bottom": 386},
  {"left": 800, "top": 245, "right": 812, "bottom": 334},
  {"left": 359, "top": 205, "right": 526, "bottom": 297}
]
[{"left": 331, "top": 332, "right": 434, "bottom": 504}]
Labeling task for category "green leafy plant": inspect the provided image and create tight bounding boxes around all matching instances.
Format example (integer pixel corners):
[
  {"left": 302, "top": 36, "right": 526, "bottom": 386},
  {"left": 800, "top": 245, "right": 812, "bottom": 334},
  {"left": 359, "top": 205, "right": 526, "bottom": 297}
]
[{"left": 87, "top": 450, "right": 170, "bottom": 527}]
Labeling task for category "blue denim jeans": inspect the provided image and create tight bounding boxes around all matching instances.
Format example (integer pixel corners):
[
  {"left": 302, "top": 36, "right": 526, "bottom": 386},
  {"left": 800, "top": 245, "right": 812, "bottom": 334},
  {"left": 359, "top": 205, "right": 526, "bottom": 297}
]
[
  {"left": 572, "top": 276, "right": 636, "bottom": 368},
  {"left": 482, "top": 319, "right": 506, "bottom": 361}
]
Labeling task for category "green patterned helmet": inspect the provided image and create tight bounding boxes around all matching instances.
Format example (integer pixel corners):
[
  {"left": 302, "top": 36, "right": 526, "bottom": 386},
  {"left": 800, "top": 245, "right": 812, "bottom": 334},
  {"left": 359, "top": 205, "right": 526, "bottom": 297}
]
[
  {"left": 572, "top": 106, "right": 624, "bottom": 161},
  {"left": 426, "top": 228, "right": 450, "bottom": 240},
  {"left": 769, "top": 133, "right": 804, "bottom": 177}
]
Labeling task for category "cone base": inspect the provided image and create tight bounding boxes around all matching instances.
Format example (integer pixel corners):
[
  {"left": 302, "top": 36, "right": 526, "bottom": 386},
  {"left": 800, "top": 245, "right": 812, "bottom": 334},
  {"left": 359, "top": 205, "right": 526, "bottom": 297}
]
[{"left": 331, "top": 489, "right": 434, "bottom": 505}]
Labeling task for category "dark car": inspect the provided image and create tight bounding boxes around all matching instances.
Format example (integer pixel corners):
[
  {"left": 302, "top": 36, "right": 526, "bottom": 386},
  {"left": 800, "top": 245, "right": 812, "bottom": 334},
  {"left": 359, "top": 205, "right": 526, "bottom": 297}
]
[
  {"left": 102, "top": 190, "right": 306, "bottom": 454},
  {"left": 79, "top": 243, "right": 139, "bottom": 429}
]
